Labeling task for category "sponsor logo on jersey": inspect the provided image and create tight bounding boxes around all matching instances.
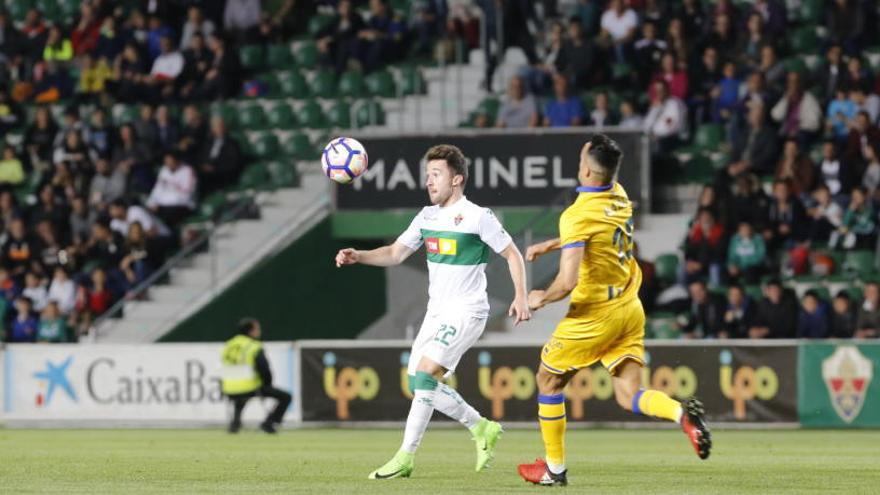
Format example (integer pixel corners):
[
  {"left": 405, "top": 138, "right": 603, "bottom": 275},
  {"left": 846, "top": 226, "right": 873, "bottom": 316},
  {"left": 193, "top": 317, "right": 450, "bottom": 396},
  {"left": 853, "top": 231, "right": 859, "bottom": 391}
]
[
  {"left": 822, "top": 346, "right": 873, "bottom": 423},
  {"left": 425, "top": 237, "right": 457, "bottom": 255},
  {"left": 454, "top": 214, "right": 464, "bottom": 226}
]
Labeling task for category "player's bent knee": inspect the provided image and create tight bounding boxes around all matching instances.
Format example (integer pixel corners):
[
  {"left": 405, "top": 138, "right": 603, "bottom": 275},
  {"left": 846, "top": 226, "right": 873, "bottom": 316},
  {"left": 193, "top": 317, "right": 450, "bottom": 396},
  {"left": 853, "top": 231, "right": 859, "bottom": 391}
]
[
  {"left": 415, "top": 356, "right": 446, "bottom": 378},
  {"left": 536, "top": 366, "right": 565, "bottom": 395}
]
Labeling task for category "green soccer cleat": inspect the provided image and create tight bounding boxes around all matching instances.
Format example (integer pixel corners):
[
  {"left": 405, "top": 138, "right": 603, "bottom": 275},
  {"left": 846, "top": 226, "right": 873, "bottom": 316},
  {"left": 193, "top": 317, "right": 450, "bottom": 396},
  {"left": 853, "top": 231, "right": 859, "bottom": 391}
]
[
  {"left": 367, "top": 450, "right": 414, "bottom": 480},
  {"left": 472, "top": 418, "right": 503, "bottom": 472}
]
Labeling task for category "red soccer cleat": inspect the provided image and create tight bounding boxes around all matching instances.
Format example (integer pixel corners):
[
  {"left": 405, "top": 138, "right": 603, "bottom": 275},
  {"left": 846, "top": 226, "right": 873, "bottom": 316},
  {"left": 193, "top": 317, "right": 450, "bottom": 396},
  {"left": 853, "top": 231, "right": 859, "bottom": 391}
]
[
  {"left": 681, "top": 398, "right": 712, "bottom": 460},
  {"left": 517, "top": 458, "right": 568, "bottom": 486}
]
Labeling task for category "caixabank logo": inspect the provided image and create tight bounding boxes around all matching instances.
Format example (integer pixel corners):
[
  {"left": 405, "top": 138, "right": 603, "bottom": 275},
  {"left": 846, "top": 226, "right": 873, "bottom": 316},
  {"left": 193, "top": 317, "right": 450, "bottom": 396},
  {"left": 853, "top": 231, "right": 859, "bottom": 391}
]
[
  {"left": 33, "top": 356, "right": 77, "bottom": 407},
  {"left": 822, "top": 346, "right": 873, "bottom": 423}
]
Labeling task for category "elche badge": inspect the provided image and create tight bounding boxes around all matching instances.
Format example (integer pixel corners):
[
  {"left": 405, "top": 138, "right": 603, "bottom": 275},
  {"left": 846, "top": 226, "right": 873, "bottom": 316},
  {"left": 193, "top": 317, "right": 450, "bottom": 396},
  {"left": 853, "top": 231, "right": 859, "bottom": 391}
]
[{"left": 821, "top": 346, "right": 873, "bottom": 423}]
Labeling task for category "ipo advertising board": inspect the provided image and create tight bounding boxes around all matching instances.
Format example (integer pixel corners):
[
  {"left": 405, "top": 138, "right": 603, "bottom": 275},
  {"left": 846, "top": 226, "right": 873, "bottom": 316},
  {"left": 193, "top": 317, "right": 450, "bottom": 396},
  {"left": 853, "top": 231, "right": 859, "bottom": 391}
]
[
  {"left": 799, "top": 343, "right": 880, "bottom": 427},
  {"left": 1, "top": 343, "right": 294, "bottom": 422},
  {"left": 338, "top": 129, "right": 649, "bottom": 211},
  {"left": 299, "top": 343, "right": 797, "bottom": 424}
]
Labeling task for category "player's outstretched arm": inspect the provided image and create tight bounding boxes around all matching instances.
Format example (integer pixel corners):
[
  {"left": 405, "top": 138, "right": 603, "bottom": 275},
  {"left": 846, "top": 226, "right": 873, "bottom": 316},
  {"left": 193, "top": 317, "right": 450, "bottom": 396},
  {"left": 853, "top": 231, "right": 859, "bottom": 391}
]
[
  {"left": 525, "top": 238, "right": 561, "bottom": 262},
  {"left": 499, "top": 243, "right": 532, "bottom": 325},
  {"left": 335, "top": 241, "right": 415, "bottom": 268},
  {"left": 527, "top": 244, "right": 582, "bottom": 310}
]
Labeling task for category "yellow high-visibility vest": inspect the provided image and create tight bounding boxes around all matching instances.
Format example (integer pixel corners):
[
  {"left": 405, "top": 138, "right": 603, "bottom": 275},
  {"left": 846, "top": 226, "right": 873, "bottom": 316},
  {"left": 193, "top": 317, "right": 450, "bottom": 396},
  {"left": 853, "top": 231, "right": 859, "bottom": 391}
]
[{"left": 220, "top": 335, "right": 262, "bottom": 395}]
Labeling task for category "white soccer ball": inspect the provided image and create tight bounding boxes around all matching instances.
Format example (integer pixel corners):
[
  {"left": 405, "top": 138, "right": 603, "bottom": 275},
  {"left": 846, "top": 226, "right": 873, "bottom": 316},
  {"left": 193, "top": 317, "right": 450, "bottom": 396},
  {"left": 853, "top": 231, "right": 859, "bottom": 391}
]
[{"left": 321, "top": 137, "right": 368, "bottom": 184}]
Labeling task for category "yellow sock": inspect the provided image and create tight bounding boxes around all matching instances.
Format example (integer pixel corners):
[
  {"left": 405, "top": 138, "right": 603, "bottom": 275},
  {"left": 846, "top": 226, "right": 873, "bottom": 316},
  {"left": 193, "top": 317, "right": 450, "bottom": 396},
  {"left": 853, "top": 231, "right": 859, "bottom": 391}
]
[
  {"left": 633, "top": 389, "right": 683, "bottom": 423},
  {"left": 538, "top": 394, "right": 566, "bottom": 467}
]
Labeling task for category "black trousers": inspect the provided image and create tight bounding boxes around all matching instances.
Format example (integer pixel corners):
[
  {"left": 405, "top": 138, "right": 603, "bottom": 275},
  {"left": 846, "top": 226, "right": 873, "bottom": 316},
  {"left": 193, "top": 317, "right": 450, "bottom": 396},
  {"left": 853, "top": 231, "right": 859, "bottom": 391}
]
[{"left": 228, "top": 386, "right": 292, "bottom": 427}]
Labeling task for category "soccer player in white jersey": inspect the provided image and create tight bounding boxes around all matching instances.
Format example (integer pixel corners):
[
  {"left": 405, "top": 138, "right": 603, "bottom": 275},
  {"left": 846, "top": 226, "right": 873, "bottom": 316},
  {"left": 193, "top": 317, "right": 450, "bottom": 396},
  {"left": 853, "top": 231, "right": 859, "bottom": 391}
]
[{"left": 335, "top": 144, "right": 531, "bottom": 479}]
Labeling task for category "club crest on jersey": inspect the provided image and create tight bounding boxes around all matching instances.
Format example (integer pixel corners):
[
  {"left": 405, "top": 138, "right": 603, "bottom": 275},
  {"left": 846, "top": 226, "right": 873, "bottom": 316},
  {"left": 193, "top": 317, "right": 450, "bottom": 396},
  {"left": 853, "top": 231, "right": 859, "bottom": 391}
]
[
  {"left": 822, "top": 346, "right": 873, "bottom": 423},
  {"left": 426, "top": 237, "right": 457, "bottom": 255},
  {"left": 454, "top": 214, "right": 464, "bottom": 226}
]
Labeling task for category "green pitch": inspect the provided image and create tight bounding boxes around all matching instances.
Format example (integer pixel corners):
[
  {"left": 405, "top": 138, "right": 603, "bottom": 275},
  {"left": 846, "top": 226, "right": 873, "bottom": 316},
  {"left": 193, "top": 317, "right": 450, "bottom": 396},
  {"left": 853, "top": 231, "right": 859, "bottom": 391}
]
[{"left": 1, "top": 428, "right": 877, "bottom": 494}]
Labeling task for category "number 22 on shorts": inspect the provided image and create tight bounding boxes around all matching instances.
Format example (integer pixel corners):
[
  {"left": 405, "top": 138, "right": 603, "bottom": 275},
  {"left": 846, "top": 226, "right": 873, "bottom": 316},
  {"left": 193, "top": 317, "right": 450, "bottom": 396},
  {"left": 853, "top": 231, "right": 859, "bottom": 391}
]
[{"left": 433, "top": 324, "right": 457, "bottom": 346}]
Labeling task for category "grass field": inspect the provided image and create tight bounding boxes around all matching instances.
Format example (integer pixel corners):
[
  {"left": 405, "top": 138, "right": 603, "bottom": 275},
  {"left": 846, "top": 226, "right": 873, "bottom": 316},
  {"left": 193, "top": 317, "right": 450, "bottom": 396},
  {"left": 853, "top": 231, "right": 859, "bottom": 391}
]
[{"left": 0, "top": 428, "right": 876, "bottom": 494}]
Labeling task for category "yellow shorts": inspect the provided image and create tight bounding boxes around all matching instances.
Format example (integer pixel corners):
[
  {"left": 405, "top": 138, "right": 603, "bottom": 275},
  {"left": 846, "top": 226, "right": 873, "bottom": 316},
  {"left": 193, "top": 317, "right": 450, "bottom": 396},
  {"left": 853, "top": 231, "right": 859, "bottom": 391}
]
[{"left": 541, "top": 297, "right": 646, "bottom": 375}]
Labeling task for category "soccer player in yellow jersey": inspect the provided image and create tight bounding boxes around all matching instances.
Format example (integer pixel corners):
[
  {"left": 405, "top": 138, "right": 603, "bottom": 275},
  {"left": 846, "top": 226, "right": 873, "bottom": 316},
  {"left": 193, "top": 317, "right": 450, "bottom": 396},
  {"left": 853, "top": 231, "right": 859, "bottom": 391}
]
[{"left": 517, "top": 135, "right": 711, "bottom": 486}]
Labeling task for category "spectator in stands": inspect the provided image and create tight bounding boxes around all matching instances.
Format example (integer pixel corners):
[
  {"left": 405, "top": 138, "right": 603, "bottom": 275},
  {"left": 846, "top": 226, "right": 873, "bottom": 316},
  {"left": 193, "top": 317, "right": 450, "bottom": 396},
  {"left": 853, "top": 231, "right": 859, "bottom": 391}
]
[
  {"left": 634, "top": 21, "right": 666, "bottom": 88},
  {"left": 95, "top": 17, "right": 124, "bottom": 62},
  {"left": 31, "top": 184, "right": 70, "bottom": 240},
  {"left": 727, "top": 222, "right": 766, "bottom": 284},
  {"left": 556, "top": 16, "right": 597, "bottom": 90},
  {"left": 410, "top": 0, "right": 448, "bottom": 57},
  {"left": 148, "top": 151, "right": 196, "bottom": 230},
  {"left": 675, "top": 0, "right": 707, "bottom": 39},
  {"left": 9, "top": 296, "right": 38, "bottom": 342},
  {"left": 845, "top": 111, "right": 880, "bottom": 167},
  {"left": 542, "top": 74, "right": 584, "bottom": 127},
  {"left": 752, "top": 279, "right": 798, "bottom": 338},
  {"left": 21, "top": 8, "right": 47, "bottom": 62},
  {"left": 36, "top": 300, "right": 68, "bottom": 343},
  {"left": 598, "top": 0, "right": 638, "bottom": 64},
  {"left": 22, "top": 271, "right": 48, "bottom": 312},
  {"left": 618, "top": 100, "right": 643, "bottom": 129},
  {"left": 842, "top": 56, "right": 872, "bottom": 94},
  {"left": 863, "top": 143, "right": 880, "bottom": 199},
  {"left": 43, "top": 25, "right": 72, "bottom": 64},
  {"left": 33, "top": 220, "right": 63, "bottom": 276},
  {"left": 664, "top": 17, "right": 691, "bottom": 67},
  {"left": 224, "top": 0, "right": 262, "bottom": 45},
  {"left": 195, "top": 34, "right": 241, "bottom": 100},
  {"left": 830, "top": 291, "right": 857, "bottom": 338},
  {"left": 155, "top": 105, "right": 180, "bottom": 153},
  {"left": 112, "top": 42, "right": 149, "bottom": 102},
  {"left": 74, "top": 267, "right": 115, "bottom": 334},
  {"left": 736, "top": 13, "right": 768, "bottom": 68},
  {"left": 72, "top": 3, "right": 103, "bottom": 56},
  {"left": 713, "top": 61, "right": 742, "bottom": 123},
  {"left": 3, "top": 217, "right": 34, "bottom": 279},
  {"left": 495, "top": 76, "right": 538, "bottom": 129},
  {"left": 750, "top": 0, "right": 787, "bottom": 39},
  {"left": 703, "top": 13, "right": 737, "bottom": 62},
  {"left": 0, "top": 266, "right": 18, "bottom": 303},
  {"left": 34, "top": 62, "right": 74, "bottom": 103},
  {"left": 764, "top": 179, "right": 807, "bottom": 251},
  {"left": 146, "top": 16, "right": 173, "bottom": 61},
  {"left": 53, "top": 130, "right": 90, "bottom": 176},
  {"left": 849, "top": 87, "right": 880, "bottom": 124},
  {"left": 807, "top": 184, "right": 844, "bottom": 246},
  {"left": 644, "top": 80, "right": 687, "bottom": 157},
  {"left": 47, "top": 266, "right": 75, "bottom": 315},
  {"left": 771, "top": 71, "right": 822, "bottom": 147},
  {"left": 317, "top": 0, "right": 365, "bottom": 75},
  {"left": 120, "top": 221, "right": 154, "bottom": 293},
  {"left": 856, "top": 282, "right": 880, "bottom": 338},
  {"left": 722, "top": 284, "right": 757, "bottom": 339},
  {"left": 522, "top": 19, "right": 562, "bottom": 95},
  {"left": 649, "top": 53, "right": 688, "bottom": 101},
  {"left": 112, "top": 124, "right": 153, "bottom": 196},
  {"left": 798, "top": 290, "right": 830, "bottom": 339},
  {"left": 827, "top": 0, "right": 865, "bottom": 54},
  {"left": 588, "top": 92, "right": 618, "bottom": 128},
  {"left": 88, "top": 157, "right": 127, "bottom": 209},
  {"left": 826, "top": 87, "right": 858, "bottom": 143},
  {"left": 817, "top": 44, "right": 845, "bottom": 103},
  {"left": 83, "top": 219, "right": 125, "bottom": 274},
  {"left": 24, "top": 107, "right": 58, "bottom": 171},
  {"left": 133, "top": 104, "right": 158, "bottom": 149},
  {"left": 149, "top": 36, "right": 185, "bottom": 100},
  {"left": 757, "top": 45, "right": 785, "bottom": 94},
  {"left": 819, "top": 140, "right": 853, "bottom": 199},
  {"left": 730, "top": 103, "right": 778, "bottom": 176},
  {"left": 198, "top": 116, "right": 242, "bottom": 195},
  {"left": 70, "top": 196, "right": 95, "bottom": 248},
  {"left": 181, "top": 6, "right": 216, "bottom": 50},
  {"left": 0, "top": 90, "right": 22, "bottom": 136},
  {"left": 108, "top": 199, "right": 170, "bottom": 241},
  {"left": 774, "top": 139, "right": 815, "bottom": 197},
  {"left": 0, "top": 147, "right": 24, "bottom": 186},
  {"left": 78, "top": 55, "right": 113, "bottom": 100},
  {"left": 680, "top": 280, "right": 725, "bottom": 339},
  {"left": 726, "top": 174, "right": 769, "bottom": 230},
  {"left": 177, "top": 104, "right": 207, "bottom": 164},
  {"left": 477, "top": 0, "right": 538, "bottom": 92},
  {"left": 179, "top": 34, "right": 213, "bottom": 101},
  {"left": 357, "top": 0, "right": 405, "bottom": 72},
  {"left": 683, "top": 207, "right": 726, "bottom": 286},
  {"left": 833, "top": 186, "right": 876, "bottom": 249}
]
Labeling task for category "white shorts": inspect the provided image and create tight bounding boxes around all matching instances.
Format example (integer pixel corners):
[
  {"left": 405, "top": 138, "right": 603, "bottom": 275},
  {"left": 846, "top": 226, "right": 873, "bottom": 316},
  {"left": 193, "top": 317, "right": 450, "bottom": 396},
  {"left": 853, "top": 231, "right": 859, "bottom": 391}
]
[{"left": 407, "top": 311, "right": 487, "bottom": 376}]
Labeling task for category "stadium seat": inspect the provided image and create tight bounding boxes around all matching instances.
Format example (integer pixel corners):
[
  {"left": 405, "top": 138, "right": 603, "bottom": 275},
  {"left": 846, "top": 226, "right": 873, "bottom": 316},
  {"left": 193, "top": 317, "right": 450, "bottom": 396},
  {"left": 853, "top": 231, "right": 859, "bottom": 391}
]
[
  {"left": 327, "top": 100, "right": 352, "bottom": 128},
  {"left": 649, "top": 313, "right": 681, "bottom": 339},
  {"left": 237, "top": 162, "right": 274, "bottom": 192},
  {"left": 400, "top": 66, "right": 427, "bottom": 95},
  {"left": 282, "top": 133, "right": 314, "bottom": 159},
  {"left": 611, "top": 62, "right": 633, "bottom": 81},
  {"left": 309, "top": 70, "right": 338, "bottom": 99},
  {"left": 266, "top": 160, "right": 299, "bottom": 188},
  {"left": 783, "top": 57, "right": 808, "bottom": 75},
  {"left": 37, "top": 0, "right": 61, "bottom": 22},
  {"left": 356, "top": 100, "right": 386, "bottom": 127},
  {"left": 788, "top": 27, "right": 819, "bottom": 53},
  {"left": 294, "top": 40, "right": 319, "bottom": 68},
  {"left": 843, "top": 251, "right": 877, "bottom": 278},
  {"left": 807, "top": 286, "right": 832, "bottom": 302},
  {"left": 7, "top": 0, "right": 31, "bottom": 23},
  {"left": 238, "top": 104, "right": 268, "bottom": 130},
  {"left": 745, "top": 285, "right": 764, "bottom": 301},
  {"left": 251, "top": 133, "right": 281, "bottom": 159},
  {"left": 477, "top": 98, "right": 501, "bottom": 123},
  {"left": 307, "top": 13, "right": 335, "bottom": 37},
  {"left": 276, "top": 70, "right": 310, "bottom": 99},
  {"left": 796, "top": 0, "right": 823, "bottom": 23},
  {"left": 210, "top": 102, "right": 239, "bottom": 130},
  {"left": 239, "top": 45, "right": 265, "bottom": 71},
  {"left": 654, "top": 253, "right": 679, "bottom": 285},
  {"left": 298, "top": 100, "right": 329, "bottom": 129},
  {"left": 365, "top": 70, "right": 397, "bottom": 98},
  {"left": 694, "top": 123, "right": 723, "bottom": 150},
  {"left": 844, "top": 286, "right": 864, "bottom": 302},
  {"left": 266, "top": 43, "right": 295, "bottom": 69},
  {"left": 59, "top": 0, "right": 78, "bottom": 17},
  {"left": 266, "top": 102, "right": 296, "bottom": 129},
  {"left": 114, "top": 104, "right": 140, "bottom": 125},
  {"left": 338, "top": 71, "right": 366, "bottom": 98}
]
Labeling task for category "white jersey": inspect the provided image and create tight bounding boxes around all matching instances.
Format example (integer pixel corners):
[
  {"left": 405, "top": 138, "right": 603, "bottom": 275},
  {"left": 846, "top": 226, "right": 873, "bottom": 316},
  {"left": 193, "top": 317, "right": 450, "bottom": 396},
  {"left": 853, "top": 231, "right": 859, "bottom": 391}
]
[{"left": 397, "top": 196, "right": 513, "bottom": 317}]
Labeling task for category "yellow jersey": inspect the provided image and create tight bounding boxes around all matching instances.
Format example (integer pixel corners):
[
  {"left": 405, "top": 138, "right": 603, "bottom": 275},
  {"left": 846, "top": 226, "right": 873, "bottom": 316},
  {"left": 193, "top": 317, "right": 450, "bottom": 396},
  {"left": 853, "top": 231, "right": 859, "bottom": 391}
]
[{"left": 558, "top": 182, "right": 642, "bottom": 323}]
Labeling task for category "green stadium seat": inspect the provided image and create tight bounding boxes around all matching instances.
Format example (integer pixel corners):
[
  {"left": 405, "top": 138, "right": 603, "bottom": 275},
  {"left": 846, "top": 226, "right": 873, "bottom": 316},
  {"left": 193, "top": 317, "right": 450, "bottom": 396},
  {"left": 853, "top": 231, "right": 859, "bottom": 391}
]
[
  {"left": 298, "top": 100, "right": 329, "bottom": 129},
  {"left": 37, "top": 0, "right": 61, "bottom": 22},
  {"left": 365, "top": 70, "right": 397, "bottom": 98},
  {"left": 238, "top": 162, "right": 274, "bottom": 191},
  {"left": 844, "top": 286, "right": 864, "bottom": 302},
  {"left": 783, "top": 57, "right": 808, "bottom": 75},
  {"left": 694, "top": 123, "right": 723, "bottom": 150},
  {"left": 400, "top": 66, "right": 427, "bottom": 95},
  {"left": 266, "top": 43, "right": 295, "bottom": 69},
  {"left": 355, "top": 100, "right": 385, "bottom": 127},
  {"left": 338, "top": 71, "right": 366, "bottom": 98},
  {"left": 611, "top": 62, "right": 633, "bottom": 80},
  {"left": 477, "top": 98, "right": 501, "bottom": 122},
  {"left": 327, "top": 100, "right": 352, "bottom": 128},
  {"left": 251, "top": 133, "right": 281, "bottom": 159},
  {"left": 745, "top": 285, "right": 764, "bottom": 301},
  {"left": 654, "top": 253, "right": 679, "bottom": 285},
  {"left": 199, "top": 191, "right": 228, "bottom": 220},
  {"left": 114, "top": 104, "right": 140, "bottom": 125},
  {"left": 238, "top": 104, "right": 268, "bottom": 130},
  {"left": 307, "top": 13, "right": 335, "bottom": 37},
  {"left": 209, "top": 102, "right": 239, "bottom": 130},
  {"left": 277, "top": 70, "right": 310, "bottom": 99},
  {"left": 649, "top": 314, "right": 681, "bottom": 339},
  {"left": 807, "top": 286, "right": 832, "bottom": 302},
  {"left": 282, "top": 133, "right": 314, "bottom": 159},
  {"left": 797, "top": 0, "right": 823, "bottom": 23},
  {"left": 294, "top": 40, "right": 319, "bottom": 68},
  {"left": 266, "top": 160, "right": 299, "bottom": 188},
  {"left": 843, "top": 250, "right": 877, "bottom": 278},
  {"left": 8, "top": 0, "right": 32, "bottom": 23},
  {"left": 239, "top": 45, "right": 265, "bottom": 71},
  {"left": 678, "top": 154, "right": 715, "bottom": 184},
  {"left": 59, "top": 0, "right": 78, "bottom": 17},
  {"left": 309, "top": 70, "right": 338, "bottom": 99},
  {"left": 788, "top": 27, "right": 819, "bottom": 53},
  {"left": 266, "top": 102, "right": 296, "bottom": 129}
]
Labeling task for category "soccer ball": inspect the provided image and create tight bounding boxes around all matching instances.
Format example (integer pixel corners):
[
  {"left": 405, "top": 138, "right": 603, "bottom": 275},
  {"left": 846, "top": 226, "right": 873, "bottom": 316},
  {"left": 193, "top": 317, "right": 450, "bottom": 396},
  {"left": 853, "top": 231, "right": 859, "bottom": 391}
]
[{"left": 321, "top": 137, "right": 368, "bottom": 184}]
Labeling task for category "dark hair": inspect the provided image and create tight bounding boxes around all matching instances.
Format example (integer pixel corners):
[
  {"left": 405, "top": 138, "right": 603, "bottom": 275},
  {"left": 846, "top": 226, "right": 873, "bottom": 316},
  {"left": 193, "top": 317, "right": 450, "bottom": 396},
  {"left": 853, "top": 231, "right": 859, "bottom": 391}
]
[
  {"left": 110, "top": 198, "right": 128, "bottom": 209},
  {"left": 728, "top": 284, "right": 744, "bottom": 294},
  {"left": 424, "top": 144, "right": 468, "bottom": 183},
  {"left": 803, "top": 290, "right": 820, "bottom": 301},
  {"left": 238, "top": 317, "right": 258, "bottom": 335},
  {"left": 765, "top": 278, "right": 783, "bottom": 288},
  {"left": 587, "top": 133, "right": 623, "bottom": 176},
  {"left": 834, "top": 290, "right": 851, "bottom": 301}
]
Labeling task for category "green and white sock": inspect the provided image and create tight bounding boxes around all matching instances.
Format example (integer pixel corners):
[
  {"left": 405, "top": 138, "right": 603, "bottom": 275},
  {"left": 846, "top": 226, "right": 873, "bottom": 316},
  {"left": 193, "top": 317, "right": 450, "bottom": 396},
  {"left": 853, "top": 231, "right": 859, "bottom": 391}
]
[
  {"left": 435, "top": 382, "right": 482, "bottom": 430},
  {"left": 401, "top": 371, "right": 438, "bottom": 454}
]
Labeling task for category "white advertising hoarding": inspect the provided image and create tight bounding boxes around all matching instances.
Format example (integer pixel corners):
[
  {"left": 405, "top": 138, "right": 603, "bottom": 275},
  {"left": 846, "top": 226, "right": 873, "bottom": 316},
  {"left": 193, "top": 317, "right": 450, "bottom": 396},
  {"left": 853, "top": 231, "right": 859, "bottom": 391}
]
[{"left": 1, "top": 343, "right": 295, "bottom": 423}]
